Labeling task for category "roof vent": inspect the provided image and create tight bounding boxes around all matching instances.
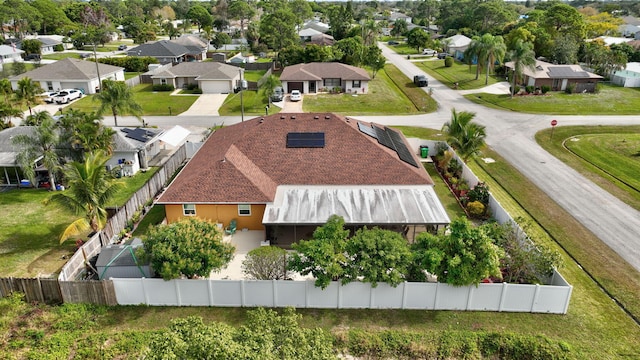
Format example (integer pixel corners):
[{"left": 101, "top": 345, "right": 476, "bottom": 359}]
[
  {"left": 259, "top": 118, "right": 264, "bottom": 123},
  {"left": 291, "top": 115, "right": 296, "bottom": 120},
  {"left": 324, "top": 115, "right": 330, "bottom": 119},
  {"left": 314, "top": 115, "right": 319, "bottom": 119},
  {"left": 345, "top": 117, "right": 350, "bottom": 122},
  {"left": 280, "top": 115, "right": 286, "bottom": 120}
]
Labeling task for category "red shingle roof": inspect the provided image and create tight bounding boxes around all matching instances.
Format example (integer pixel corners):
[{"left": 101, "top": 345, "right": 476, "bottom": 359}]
[
  {"left": 158, "top": 113, "right": 432, "bottom": 204},
  {"left": 280, "top": 63, "right": 371, "bottom": 82}
]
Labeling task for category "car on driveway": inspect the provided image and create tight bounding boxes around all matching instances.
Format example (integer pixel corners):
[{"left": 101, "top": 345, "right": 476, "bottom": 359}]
[
  {"left": 290, "top": 90, "right": 302, "bottom": 102},
  {"left": 437, "top": 52, "right": 451, "bottom": 59},
  {"left": 54, "top": 89, "right": 82, "bottom": 104},
  {"left": 422, "top": 48, "right": 437, "bottom": 56},
  {"left": 387, "top": 40, "right": 399, "bottom": 45},
  {"left": 118, "top": 44, "right": 127, "bottom": 51},
  {"left": 40, "top": 91, "right": 59, "bottom": 104},
  {"left": 271, "top": 86, "right": 284, "bottom": 102}
]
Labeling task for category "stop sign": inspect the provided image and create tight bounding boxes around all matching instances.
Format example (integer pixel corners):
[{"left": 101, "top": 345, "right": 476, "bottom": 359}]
[{"left": 551, "top": 119, "right": 558, "bottom": 127}]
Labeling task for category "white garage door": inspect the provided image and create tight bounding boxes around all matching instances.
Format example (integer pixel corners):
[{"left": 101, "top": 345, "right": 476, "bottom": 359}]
[
  {"left": 61, "top": 82, "right": 90, "bottom": 93},
  {"left": 200, "top": 80, "right": 231, "bottom": 94}
]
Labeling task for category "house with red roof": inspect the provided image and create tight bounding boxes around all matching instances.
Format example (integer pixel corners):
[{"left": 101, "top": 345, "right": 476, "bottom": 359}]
[
  {"left": 279, "top": 62, "right": 371, "bottom": 94},
  {"left": 157, "top": 113, "right": 449, "bottom": 246}
]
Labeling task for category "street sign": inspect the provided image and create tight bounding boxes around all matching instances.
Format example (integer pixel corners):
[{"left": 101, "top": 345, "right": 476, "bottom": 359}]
[{"left": 551, "top": 119, "right": 558, "bottom": 127}]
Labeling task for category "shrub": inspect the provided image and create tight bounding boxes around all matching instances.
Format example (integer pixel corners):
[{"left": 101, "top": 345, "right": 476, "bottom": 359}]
[
  {"left": 53, "top": 44, "right": 64, "bottom": 52},
  {"left": 467, "top": 201, "right": 485, "bottom": 217},
  {"left": 510, "top": 85, "right": 520, "bottom": 94},
  {"left": 541, "top": 85, "right": 550, "bottom": 94},
  {"left": 444, "top": 56, "right": 453, "bottom": 67},
  {"left": 193, "top": 87, "right": 203, "bottom": 94},
  {"left": 152, "top": 84, "right": 175, "bottom": 91},
  {"left": 242, "top": 246, "right": 288, "bottom": 280},
  {"left": 594, "top": 82, "right": 601, "bottom": 93},
  {"left": 525, "top": 85, "right": 534, "bottom": 94},
  {"left": 468, "top": 182, "right": 490, "bottom": 205},
  {"left": 564, "top": 83, "right": 575, "bottom": 94},
  {"left": 186, "top": 83, "right": 198, "bottom": 90}
]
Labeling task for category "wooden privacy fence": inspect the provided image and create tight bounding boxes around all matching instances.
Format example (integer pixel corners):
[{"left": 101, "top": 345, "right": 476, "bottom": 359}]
[{"left": 0, "top": 278, "right": 116, "bottom": 305}]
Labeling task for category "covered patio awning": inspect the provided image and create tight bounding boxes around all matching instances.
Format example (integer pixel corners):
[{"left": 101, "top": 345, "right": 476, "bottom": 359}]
[
  {"left": 262, "top": 185, "right": 450, "bottom": 225},
  {"left": 157, "top": 125, "right": 190, "bottom": 147}
]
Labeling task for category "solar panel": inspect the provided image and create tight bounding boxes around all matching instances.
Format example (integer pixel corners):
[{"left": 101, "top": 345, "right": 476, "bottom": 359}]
[
  {"left": 124, "top": 128, "right": 155, "bottom": 143},
  {"left": 375, "top": 126, "right": 395, "bottom": 149},
  {"left": 358, "top": 122, "right": 378, "bottom": 139},
  {"left": 287, "top": 132, "right": 325, "bottom": 148},
  {"left": 386, "top": 127, "right": 419, "bottom": 168}
]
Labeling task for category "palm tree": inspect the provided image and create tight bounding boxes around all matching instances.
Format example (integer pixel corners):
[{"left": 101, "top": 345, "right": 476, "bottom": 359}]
[
  {"left": 47, "top": 151, "right": 122, "bottom": 243},
  {"left": 261, "top": 75, "right": 280, "bottom": 104},
  {"left": 0, "top": 78, "right": 13, "bottom": 105},
  {"left": 14, "top": 77, "right": 43, "bottom": 116},
  {"left": 478, "top": 34, "right": 507, "bottom": 85},
  {"left": 12, "top": 115, "right": 61, "bottom": 190},
  {"left": 508, "top": 39, "right": 536, "bottom": 98},
  {"left": 0, "top": 103, "right": 22, "bottom": 129},
  {"left": 23, "top": 110, "right": 52, "bottom": 126},
  {"left": 442, "top": 109, "right": 486, "bottom": 163},
  {"left": 464, "top": 36, "right": 483, "bottom": 80},
  {"left": 93, "top": 79, "right": 142, "bottom": 127}
]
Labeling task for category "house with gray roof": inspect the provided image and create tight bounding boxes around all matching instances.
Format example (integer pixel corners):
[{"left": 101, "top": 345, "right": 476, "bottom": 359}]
[
  {"left": 147, "top": 62, "right": 240, "bottom": 93},
  {"left": 0, "top": 126, "right": 36, "bottom": 186},
  {"left": 107, "top": 127, "right": 163, "bottom": 176},
  {"left": 170, "top": 35, "right": 208, "bottom": 61},
  {"left": 0, "top": 44, "right": 24, "bottom": 63},
  {"left": 127, "top": 40, "right": 194, "bottom": 64},
  {"left": 505, "top": 59, "right": 603, "bottom": 92},
  {"left": 279, "top": 62, "right": 371, "bottom": 94},
  {"left": 9, "top": 58, "right": 124, "bottom": 94},
  {"left": 36, "top": 37, "right": 62, "bottom": 54}
]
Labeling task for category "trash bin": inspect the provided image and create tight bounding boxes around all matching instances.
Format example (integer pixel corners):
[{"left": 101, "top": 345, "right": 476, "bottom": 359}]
[{"left": 420, "top": 145, "right": 429, "bottom": 158}]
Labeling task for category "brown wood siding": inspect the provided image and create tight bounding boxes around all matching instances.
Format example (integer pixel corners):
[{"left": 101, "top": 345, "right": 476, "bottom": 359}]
[{"left": 165, "top": 204, "right": 266, "bottom": 230}]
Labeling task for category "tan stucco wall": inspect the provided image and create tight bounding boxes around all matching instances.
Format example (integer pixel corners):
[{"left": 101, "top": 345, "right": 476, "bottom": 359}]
[{"left": 165, "top": 204, "right": 266, "bottom": 230}]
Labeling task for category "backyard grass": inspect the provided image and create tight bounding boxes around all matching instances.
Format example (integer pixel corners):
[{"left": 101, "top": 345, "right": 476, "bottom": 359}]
[
  {"left": 464, "top": 84, "right": 640, "bottom": 114},
  {"left": 242, "top": 70, "right": 266, "bottom": 82},
  {"left": 536, "top": 125, "right": 640, "bottom": 212},
  {"left": 0, "top": 189, "right": 80, "bottom": 277},
  {"left": 66, "top": 84, "right": 198, "bottom": 116},
  {"left": 218, "top": 90, "right": 281, "bottom": 116},
  {"left": 132, "top": 205, "right": 165, "bottom": 236},
  {"left": 124, "top": 72, "right": 141, "bottom": 80},
  {"left": 416, "top": 60, "right": 501, "bottom": 90},
  {"left": 108, "top": 167, "right": 159, "bottom": 208},
  {"left": 303, "top": 65, "right": 431, "bottom": 115}
]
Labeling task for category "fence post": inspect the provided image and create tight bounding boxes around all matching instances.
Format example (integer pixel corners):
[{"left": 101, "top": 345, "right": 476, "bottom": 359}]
[
  {"left": 208, "top": 279, "right": 214, "bottom": 306},
  {"left": 240, "top": 280, "right": 245, "bottom": 307},
  {"left": 175, "top": 280, "right": 182, "bottom": 306},
  {"left": 272, "top": 279, "right": 277, "bottom": 307},
  {"left": 466, "top": 285, "right": 474, "bottom": 310},
  {"left": 434, "top": 282, "right": 440, "bottom": 310},
  {"left": 337, "top": 283, "right": 342, "bottom": 309},
  {"left": 531, "top": 284, "right": 541, "bottom": 312},
  {"left": 141, "top": 279, "right": 149, "bottom": 305},
  {"left": 401, "top": 282, "right": 408, "bottom": 309},
  {"left": 304, "top": 280, "right": 309, "bottom": 308},
  {"left": 498, "top": 282, "right": 508, "bottom": 312},
  {"left": 369, "top": 284, "right": 374, "bottom": 308}
]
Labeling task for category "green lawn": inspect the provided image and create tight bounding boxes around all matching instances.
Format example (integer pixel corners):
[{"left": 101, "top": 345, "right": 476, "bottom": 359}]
[
  {"left": 388, "top": 43, "right": 418, "bottom": 55},
  {"left": 464, "top": 84, "right": 640, "bottom": 114},
  {"left": 416, "top": 60, "right": 501, "bottom": 90},
  {"left": 242, "top": 70, "right": 266, "bottom": 82},
  {"left": 0, "top": 168, "right": 160, "bottom": 277},
  {"left": 218, "top": 90, "right": 281, "bottom": 116},
  {"left": 42, "top": 53, "right": 82, "bottom": 61},
  {"left": 124, "top": 72, "right": 141, "bottom": 80},
  {"left": 132, "top": 205, "right": 166, "bottom": 236},
  {"left": 385, "top": 64, "right": 438, "bottom": 113},
  {"left": 536, "top": 125, "right": 640, "bottom": 212},
  {"left": 67, "top": 84, "right": 198, "bottom": 116},
  {"left": 303, "top": 65, "right": 430, "bottom": 115},
  {"left": 0, "top": 189, "right": 80, "bottom": 277}
]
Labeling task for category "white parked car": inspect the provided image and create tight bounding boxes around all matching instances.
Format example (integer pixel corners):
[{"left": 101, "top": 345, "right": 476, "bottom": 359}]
[
  {"left": 290, "top": 90, "right": 302, "bottom": 102},
  {"left": 422, "top": 48, "right": 437, "bottom": 56},
  {"left": 40, "top": 91, "right": 59, "bottom": 104},
  {"left": 54, "top": 89, "right": 82, "bottom": 104}
]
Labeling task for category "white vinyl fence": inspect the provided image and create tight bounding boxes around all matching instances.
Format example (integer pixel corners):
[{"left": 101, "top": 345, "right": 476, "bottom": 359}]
[{"left": 111, "top": 269, "right": 572, "bottom": 313}]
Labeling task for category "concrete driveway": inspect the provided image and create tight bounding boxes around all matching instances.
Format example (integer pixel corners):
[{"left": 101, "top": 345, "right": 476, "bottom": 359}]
[
  {"left": 281, "top": 94, "right": 304, "bottom": 113},
  {"left": 178, "top": 94, "right": 228, "bottom": 116}
]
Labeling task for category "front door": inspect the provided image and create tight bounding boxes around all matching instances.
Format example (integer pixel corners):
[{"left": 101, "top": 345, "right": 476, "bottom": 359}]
[{"left": 309, "top": 81, "right": 316, "bottom": 93}]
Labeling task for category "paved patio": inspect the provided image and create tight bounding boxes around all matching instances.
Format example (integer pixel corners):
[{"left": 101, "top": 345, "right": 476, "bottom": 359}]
[{"left": 210, "top": 230, "right": 265, "bottom": 280}]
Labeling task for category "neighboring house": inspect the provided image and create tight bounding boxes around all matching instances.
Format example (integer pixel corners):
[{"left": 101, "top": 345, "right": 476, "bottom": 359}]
[
  {"left": 127, "top": 40, "right": 191, "bottom": 65},
  {"left": 0, "top": 127, "right": 39, "bottom": 187},
  {"left": 308, "top": 33, "right": 335, "bottom": 46},
  {"left": 611, "top": 62, "right": 640, "bottom": 87},
  {"left": 0, "top": 44, "right": 24, "bottom": 63},
  {"left": 299, "top": 27, "right": 323, "bottom": 42},
  {"left": 620, "top": 24, "right": 640, "bottom": 38},
  {"left": 170, "top": 35, "right": 208, "bottom": 61},
  {"left": 108, "top": 127, "right": 164, "bottom": 176},
  {"left": 444, "top": 34, "right": 472, "bottom": 60},
  {"left": 595, "top": 36, "right": 634, "bottom": 47},
  {"left": 505, "top": 59, "right": 603, "bottom": 92},
  {"left": 157, "top": 113, "right": 450, "bottom": 246},
  {"left": 279, "top": 62, "right": 371, "bottom": 94},
  {"left": 9, "top": 58, "right": 124, "bottom": 94},
  {"left": 35, "top": 37, "right": 62, "bottom": 54},
  {"left": 302, "top": 20, "right": 330, "bottom": 34},
  {"left": 148, "top": 62, "right": 240, "bottom": 93},
  {"left": 389, "top": 12, "right": 412, "bottom": 24}
]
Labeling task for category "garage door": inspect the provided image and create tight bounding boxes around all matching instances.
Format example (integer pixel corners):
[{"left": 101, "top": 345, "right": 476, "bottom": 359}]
[
  {"left": 287, "top": 82, "right": 303, "bottom": 93},
  {"left": 200, "top": 80, "right": 231, "bottom": 94}
]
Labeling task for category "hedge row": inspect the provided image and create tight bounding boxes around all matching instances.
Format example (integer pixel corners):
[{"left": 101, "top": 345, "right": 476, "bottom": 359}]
[
  {"left": 334, "top": 329, "right": 572, "bottom": 360},
  {"left": 97, "top": 56, "right": 158, "bottom": 72}
]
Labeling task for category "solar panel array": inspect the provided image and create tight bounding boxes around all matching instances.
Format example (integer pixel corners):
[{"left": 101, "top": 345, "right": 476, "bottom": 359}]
[
  {"left": 123, "top": 128, "right": 155, "bottom": 143},
  {"left": 357, "top": 122, "right": 419, "bottom": 168},
  {"left": 287, "top": 132, "right": 325, "bottom": 148}
]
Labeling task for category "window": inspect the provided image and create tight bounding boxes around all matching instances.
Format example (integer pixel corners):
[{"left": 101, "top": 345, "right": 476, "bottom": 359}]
[
  {"left": 161, "top": 78, "right": 167, "bottom": 85},
  {"left": 183, "top": 204, "right": 196, "bottom": 216},
  {"left": 46, "top": 81, "right": 53, "bottom": 91},
  {"left": 238, "top": 204, "right": 251, "bottom": 216},
  {"left": 353, "top": 80, "right": 361, "bottom": 88},
  {"left": 323, "top": 78, "right": 341, "bottom": 87}
]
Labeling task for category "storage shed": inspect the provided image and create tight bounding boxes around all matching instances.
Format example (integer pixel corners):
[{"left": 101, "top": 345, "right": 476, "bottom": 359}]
[{"left": 96, "top": 239, "right": 154, "bottom": 279}]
